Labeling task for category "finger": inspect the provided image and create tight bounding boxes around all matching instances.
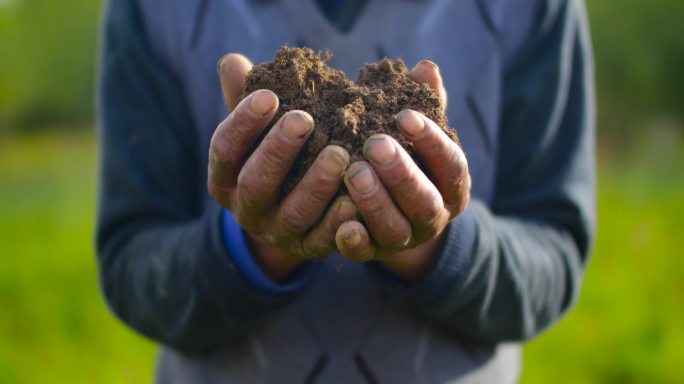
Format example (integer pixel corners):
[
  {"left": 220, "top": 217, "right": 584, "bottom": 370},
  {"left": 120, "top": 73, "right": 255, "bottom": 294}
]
[
  {"left": 234, "top": 111, "right": 314, "bottom": 226},
  {"left": 409, "top": 60, "right": 447, "bottom": 112},
  {"left": 271, "top": 145, "right": 350, "bottom": 238},
  {"left": 363, "top": 134, "right": 449, "bottom": 241},
  {"left": 218, "top": 53, "right": 253, "bottom": 111},
  {"left": 396, "top": 109, "right": 470, "bottom": 217},
  {"left": 336, "top": 221, "right": 376, "bottom": 262},
  {"left": 208, "top": 90, "right": 279, "bottom": 207},
  {"left": 301, "top": 195, "right": 359, "bottom": 259},
  {"left": 344, "top": 161, "right": 413, "bottom": 250}
]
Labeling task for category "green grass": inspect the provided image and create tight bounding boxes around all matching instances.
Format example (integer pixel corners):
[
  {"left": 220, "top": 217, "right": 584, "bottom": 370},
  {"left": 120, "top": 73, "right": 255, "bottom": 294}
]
[
  {"left": 522, "top": 138, "right": 684, "bottom": 383},
  {"left": 0, "top": 130, "right": 682, "bottom": 383},
  {"left": 0, "top": 131, "right": 155, "bottom": 384}
]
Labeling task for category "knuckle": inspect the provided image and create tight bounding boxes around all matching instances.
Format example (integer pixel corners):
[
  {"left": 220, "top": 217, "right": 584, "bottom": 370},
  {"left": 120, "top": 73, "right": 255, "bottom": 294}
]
[
  {"left": 415, "top": 211, "right": 447, "bottom": 242},
  {"left": 454, "top": 158, "right": 469, "bottom": 184},
  {"left": 236, "top": 174, "right": 264, "bottom": 209},
  {"left": 445, "top": 174, "right": 471, "bottom": 216},
  {"left": 385, "top": 233, "right": 412, "bottom": 250},
  {"left": 378, "top": 222, "right": 412, "bottom": 248},
  {"left": 302, "top": 176, "right": 335, "bottom": 204},
  {"left": 444, "top": 161, "right": 467, "bottom": 191},
  {"left": 447, "top": 191, "right": 469, "bottom": 218},
  {"left": 361, "top": 197, "right": 388, "bottom": 220},
  {"left": 228, "top": 104, "right": 253, "bottom": 129},
  {"left": 456, "top": 191, "right": 470, "bottom": 214},
  {"left": 413, "top": 197, "right": 443, "bottom": 225},
  {"left": 384, "top": 162, "right": 416, "bottom": 190},
  {"left": 224, "top": 114, "right": 252, "bottom": 147},
  {"left": 260, "top": 140, "right": 291, "bottom": 169},
  {"left": 210, "top": 128, "right": 233, "bottom": 164},
  {"left": 207, "top": 181, "right": 232, "bottom": 207},
  {"left": 279, "top": 204, "right": 312, "bottom": 234}
]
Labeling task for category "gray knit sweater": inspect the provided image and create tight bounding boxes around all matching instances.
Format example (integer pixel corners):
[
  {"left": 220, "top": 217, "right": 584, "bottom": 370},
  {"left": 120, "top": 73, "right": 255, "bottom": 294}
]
[{"left": 96, "top": 0, "right": 595, "bottom": 382}]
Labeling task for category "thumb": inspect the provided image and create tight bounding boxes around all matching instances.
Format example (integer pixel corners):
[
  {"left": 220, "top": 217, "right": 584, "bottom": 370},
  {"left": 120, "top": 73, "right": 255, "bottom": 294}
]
[
  {"left": 409, "top": 60, "right": 448, "bottom": 113},
  {"left": 217, "top": 53, "right": 253, "bottom": 112}
]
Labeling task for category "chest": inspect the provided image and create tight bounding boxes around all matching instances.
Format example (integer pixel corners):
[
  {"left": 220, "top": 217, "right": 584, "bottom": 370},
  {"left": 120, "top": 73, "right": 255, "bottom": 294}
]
[{"left": 177, "top": 0, "right": 502, "bottom": 203}]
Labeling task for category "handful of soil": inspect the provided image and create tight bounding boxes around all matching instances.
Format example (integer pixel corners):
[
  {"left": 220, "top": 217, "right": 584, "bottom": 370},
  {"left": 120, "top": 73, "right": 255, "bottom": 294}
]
[{"left": 243, "top": 46, "right": 459, "bottom": 196}]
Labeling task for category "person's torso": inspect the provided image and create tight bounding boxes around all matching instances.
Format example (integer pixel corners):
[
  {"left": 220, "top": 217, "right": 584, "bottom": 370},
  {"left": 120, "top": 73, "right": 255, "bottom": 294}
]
[{"left": 142, "top": 0, "right": 521, "bottom": 382}]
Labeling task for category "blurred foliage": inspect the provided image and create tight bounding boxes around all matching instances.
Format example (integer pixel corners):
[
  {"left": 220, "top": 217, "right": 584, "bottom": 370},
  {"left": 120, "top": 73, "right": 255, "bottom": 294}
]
[
  {"left": 0, "top": 132, "right": 155, "bottom": 383},
  {"left": 0, "top": 0, "right": 683, "bottom": 136},
  {"left": 522, "top": 142, "right": 684, "bottom": 383},
  {"left": 590, "top": 0, "right": 684, "bottom": 116},
  {"left": 0, "top": 0, "right": 100, "bottom": 130},
  {"left": 590, "top": 0, "right": 684, "bottom": 147},
  {"left": 0, "top": 0, "right": 683, "bottom": 383}
]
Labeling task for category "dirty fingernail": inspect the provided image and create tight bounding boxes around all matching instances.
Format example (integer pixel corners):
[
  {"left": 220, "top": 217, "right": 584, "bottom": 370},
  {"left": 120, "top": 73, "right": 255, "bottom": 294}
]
[
  {"left": 396, "top": 109, "right": 425, "bottom": 138},
  {"left": 282, "top": 111, "right": 313, "bottom": 140},
  {"left": 342, "top": 228, "right": 362, "bottom": 248},
  {"left": 250, "top": 90, "right": 277, "bottom": 116},
  {"left": 337, "top": 200, "right": 358, "bottom": 218},
  {"left": 364, "top": 136, "right": 396, "bottom": 166},
  {"left": 320, "top": 149, "right": 349, "bottom": 179},
  {"left": 348, "top": 164, "right": 375, "bottom": 194}
]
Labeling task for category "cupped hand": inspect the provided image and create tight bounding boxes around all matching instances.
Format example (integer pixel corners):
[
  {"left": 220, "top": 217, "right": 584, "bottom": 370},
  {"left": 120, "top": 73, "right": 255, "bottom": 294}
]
[
  {"left": 208, "top": 54, "right": 357, "bottom": 280},
  {"left": 335, "top": 61, "right": 471, "bottom": 281}
]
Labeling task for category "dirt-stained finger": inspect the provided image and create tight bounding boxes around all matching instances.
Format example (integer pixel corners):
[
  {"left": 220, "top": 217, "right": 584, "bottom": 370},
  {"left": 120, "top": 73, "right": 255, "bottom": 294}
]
[
  {"left": 233, "top": 111, "right": 314, "bottom": 226},
  {"left": 300, "top": 195, "right": 359, "bottom": 259},
  {"left": 344, "top": 161, "right": 413, "bottom": 250},
  {"left": 218, "top": 53, "right": 253, "bottom": 111},
  {"left": 271, "top": 145, "right": 350, "bottom": 239},
  {"left": 363, "top": 134, "right": 449, "bottom": 241},
  {"left": 208, "top": 90, "right": 279, "bottom": 207},
  {"left": 396, "top": 109, "right": 470, "bottom": 217},
  {"left": 336, "top": 221, "right": 376, "bottom": 262},
  {"left": 409, "top": 60, "right": 447, "bottom": 112}
]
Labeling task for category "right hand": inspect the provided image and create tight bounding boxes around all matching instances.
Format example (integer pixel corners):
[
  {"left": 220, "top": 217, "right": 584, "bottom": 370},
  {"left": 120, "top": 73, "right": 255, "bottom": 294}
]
[{"left": 208, "top": 54, "right": 357, "bottom": 281}]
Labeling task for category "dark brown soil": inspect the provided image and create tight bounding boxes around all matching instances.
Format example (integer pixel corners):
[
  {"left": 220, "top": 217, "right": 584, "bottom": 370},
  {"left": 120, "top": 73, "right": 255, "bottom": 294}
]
[{"left": 243, "top": 46, "right": 459, "bottom": 197}]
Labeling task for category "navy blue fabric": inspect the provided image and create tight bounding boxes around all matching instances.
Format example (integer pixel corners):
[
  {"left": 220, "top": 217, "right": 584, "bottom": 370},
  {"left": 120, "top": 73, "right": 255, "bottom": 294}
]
[{"left": 314, "top": 0, "right": 367, "bottom": 33}]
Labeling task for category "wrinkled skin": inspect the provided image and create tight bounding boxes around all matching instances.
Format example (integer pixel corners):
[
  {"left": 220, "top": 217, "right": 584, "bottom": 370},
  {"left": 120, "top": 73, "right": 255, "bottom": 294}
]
[{"left": 208, "top": 53, "right": 470, "bottom": 281}]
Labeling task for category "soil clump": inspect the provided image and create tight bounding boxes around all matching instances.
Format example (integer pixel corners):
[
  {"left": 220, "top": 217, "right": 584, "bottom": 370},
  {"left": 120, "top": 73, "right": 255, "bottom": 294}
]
[{"left": 243, "top": 46, "right": 459, "bottom": 196}]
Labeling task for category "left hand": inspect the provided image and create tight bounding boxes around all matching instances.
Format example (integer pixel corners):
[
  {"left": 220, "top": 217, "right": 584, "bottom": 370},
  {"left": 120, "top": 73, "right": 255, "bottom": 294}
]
[{"left": 335, "top": 61, "right": 471, "bottom": 281}]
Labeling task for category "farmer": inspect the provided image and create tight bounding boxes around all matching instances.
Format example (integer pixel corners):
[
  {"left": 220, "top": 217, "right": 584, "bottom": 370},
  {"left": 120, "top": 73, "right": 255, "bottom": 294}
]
[{"left": 96, "top": 0, "right": 595, "bottom": 382}]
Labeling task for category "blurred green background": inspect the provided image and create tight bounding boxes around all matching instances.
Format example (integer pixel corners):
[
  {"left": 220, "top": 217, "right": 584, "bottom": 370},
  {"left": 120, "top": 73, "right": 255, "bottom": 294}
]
[{"left": 0, "top": 0, "right": 682, "bottom": 382}]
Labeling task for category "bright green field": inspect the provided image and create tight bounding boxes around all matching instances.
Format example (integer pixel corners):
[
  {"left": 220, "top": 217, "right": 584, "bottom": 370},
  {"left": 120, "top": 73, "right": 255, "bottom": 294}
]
[{"left": 0, "top": 131, "right": 682, "bottom": 383}]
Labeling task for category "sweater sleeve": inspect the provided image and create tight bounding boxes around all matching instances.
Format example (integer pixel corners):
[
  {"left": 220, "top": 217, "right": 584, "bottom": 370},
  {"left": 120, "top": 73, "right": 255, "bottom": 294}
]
[
  {"left": 408, "top": 0, "right": 595, "bottom": 342},
  {"left": 95, "top": 0, "right": 307, "bottom": 352}
]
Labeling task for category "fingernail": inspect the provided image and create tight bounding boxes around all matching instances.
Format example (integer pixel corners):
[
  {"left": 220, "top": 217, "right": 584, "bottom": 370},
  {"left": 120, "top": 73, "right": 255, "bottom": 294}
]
[
  {"left": 282, "top": 111, "right": 313, "bottom": 140},
  {"left": 250, "top": 90, "right": 277, "bottom": 117},
  {"left": 364, "top": 135, "right": 396, "bottom": 166},
  {"left": 320, "top": 149, "right": 349, "bottom": 179},
  {"left": 337, "top": 199, "right": 358, "bottom": 218},
  {"left": 216, "top": 54, "right": 228, "bottom": 74},
  {"left": 396, "top": 109, "right": 425, "bottom": 138},
  {"left": 348, "top": 164, "right": 375, "bottom": 194},
  {"left": 342, "top": 228, "right": 361, "bottom": 248},
  {"left": 418, "top": 60, "right": 439, "bottom": 73}
]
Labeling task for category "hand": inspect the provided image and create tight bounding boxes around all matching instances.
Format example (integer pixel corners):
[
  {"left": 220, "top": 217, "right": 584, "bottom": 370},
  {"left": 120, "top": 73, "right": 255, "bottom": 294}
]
[
  {"left": 335, "top": 61, "right": 471, "bottom": 281},
  {"left": 209, "top": 54, "right": 357, "bottom": 281}
]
